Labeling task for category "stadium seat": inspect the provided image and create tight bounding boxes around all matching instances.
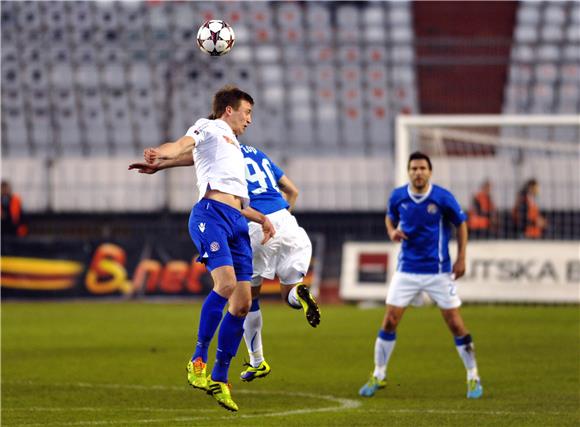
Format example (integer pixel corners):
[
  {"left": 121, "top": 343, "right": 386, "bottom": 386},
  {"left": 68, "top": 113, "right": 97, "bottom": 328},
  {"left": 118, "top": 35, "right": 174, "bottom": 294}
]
[
  {"left": 338, "top": 45, "right": 361, "bottom": 64},
  {"left": 534, "top": 63, "right": 558, "bottom": 83},
  {"left": 315, "top": 118, "right": 340, "bottom": 152},
  {"left": 541, "top": 24, "right": 564, "bottom": 42},
  {"left": 514, "top": 24, "right": 538, "bottom": 43},
  {"left": 562, "top": 45, "right": 580, "bottom": 61},
  {"left": 277, "top": 2, "right": 302, "bottom": 29},
  {"left": 255, "top": 44, "right": 280, "bottom": 62},
  {"left": 309, "top": 46, "right": 334, "bottom": 64},
  {"left": 196, "top": 1, "right": 221, "bottom": 22},
  {"left": 223, "top": 2, "right": 244, "bottom": 27},
  {"left": 511, "top": 45, "right": 535, "bottom": 63},
  {"left": 363, "top": 46, "right": 388, "bottom": 64},
  {"left": 3, "top": 108, "right": 30, "bottom": 157}
]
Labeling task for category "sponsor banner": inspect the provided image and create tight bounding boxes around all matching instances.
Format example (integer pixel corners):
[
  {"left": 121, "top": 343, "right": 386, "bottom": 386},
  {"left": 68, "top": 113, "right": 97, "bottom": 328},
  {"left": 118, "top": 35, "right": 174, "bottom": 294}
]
[
  {"left": 1, "top": 235, "right": 322, "bottom": 298},
  {"left": 340, "top": 241, "right": 580, "bottom": 303}
]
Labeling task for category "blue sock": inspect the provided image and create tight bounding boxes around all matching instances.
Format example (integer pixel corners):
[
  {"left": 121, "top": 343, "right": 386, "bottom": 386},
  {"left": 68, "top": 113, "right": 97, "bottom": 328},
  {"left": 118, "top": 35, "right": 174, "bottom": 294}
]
[
  {"left": 212, "top": 312, "right": 246, "bottom": 382},
  {"left": 378, "top": 330, "right": 396, "bottom": 341},
  {"left": 192, "top": 290, "right": 228, "bottom": 363}
]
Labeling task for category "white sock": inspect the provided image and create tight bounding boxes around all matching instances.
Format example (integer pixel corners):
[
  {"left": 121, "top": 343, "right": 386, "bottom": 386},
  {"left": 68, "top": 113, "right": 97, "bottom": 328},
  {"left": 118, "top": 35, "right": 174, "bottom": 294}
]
[
  {"left": 243, "top": 309, "right": 264, "bottom": 367},
  {"left": 373, "top": 333, "right": 396, "bottom": 381},
  {"left": 455, "top": 335, "right": 480, "bottom": 381},
  {"left": 287, "top": 285, "right": 302, "bottom": 309}
]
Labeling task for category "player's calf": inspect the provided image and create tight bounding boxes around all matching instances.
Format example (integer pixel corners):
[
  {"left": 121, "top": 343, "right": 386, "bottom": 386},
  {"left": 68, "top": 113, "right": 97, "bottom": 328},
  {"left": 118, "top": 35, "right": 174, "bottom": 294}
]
[{"left": 296, "top": 284, "right": 321, "bottom": 327}]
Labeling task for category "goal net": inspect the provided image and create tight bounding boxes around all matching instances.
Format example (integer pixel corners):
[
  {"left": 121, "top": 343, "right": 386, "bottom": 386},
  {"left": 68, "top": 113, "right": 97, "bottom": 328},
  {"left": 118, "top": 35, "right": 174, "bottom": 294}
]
[{"left": 395, "top": 115, "right": 580, "bottom": 241}]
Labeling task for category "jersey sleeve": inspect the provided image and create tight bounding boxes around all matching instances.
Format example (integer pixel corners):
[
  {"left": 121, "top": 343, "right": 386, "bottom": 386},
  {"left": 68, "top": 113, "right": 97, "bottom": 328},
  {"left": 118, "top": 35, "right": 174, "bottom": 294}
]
[
  {"left": 185, "top": 118, "right": 210, "bottom": 146},
  {"left": 443, "top": 191, "right": 467, "bottom": 226},
  {"left": 386, "top": 191, "right": 399, "bottom": 224}
]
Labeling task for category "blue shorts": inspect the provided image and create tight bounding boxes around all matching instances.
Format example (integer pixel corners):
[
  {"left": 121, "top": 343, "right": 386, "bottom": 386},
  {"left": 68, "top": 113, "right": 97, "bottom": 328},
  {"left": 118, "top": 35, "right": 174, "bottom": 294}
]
[{"left": 188, "top": 198, "right": 253, "bottom": 282}]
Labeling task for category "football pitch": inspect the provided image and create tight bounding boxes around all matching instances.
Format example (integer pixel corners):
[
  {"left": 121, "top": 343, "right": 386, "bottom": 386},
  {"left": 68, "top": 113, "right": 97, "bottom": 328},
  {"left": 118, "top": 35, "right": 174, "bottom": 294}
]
[{"left": 2, "top": 301, "right": 579, "bottom": 426}]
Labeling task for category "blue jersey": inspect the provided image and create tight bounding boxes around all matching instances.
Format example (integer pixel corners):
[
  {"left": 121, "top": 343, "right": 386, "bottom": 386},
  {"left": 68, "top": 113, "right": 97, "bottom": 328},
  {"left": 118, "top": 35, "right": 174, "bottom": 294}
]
[
  {"left": 387, "top": 184, "right": 467, "bottom": 274},
  {"left": 241, "top": 144, "right": 289, "bottom": 215}
]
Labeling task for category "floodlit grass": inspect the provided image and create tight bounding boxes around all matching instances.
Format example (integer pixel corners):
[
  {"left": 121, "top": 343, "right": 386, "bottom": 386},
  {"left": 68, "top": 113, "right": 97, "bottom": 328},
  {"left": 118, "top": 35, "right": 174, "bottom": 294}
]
[{"left": 2, "top": 301, "right": 579, "bottom": 426}]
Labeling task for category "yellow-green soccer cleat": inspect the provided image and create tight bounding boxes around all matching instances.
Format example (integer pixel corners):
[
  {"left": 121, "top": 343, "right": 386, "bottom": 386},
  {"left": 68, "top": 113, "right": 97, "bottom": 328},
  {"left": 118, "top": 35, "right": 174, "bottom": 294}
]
[
  {"left": 240, "top": 360, "right": 271, "bottom": 382},
  {"left": 296, "top": 284, "right": 321, "bottom": 327},
  {"left": 186, "top": 357, "right": 208, "bottom": 391},
  {"left": 358, "top": 375, "right": 386, "bottom": 397},
  {"left": 207, "top": 377, "right": 239, "bottom": 412}
]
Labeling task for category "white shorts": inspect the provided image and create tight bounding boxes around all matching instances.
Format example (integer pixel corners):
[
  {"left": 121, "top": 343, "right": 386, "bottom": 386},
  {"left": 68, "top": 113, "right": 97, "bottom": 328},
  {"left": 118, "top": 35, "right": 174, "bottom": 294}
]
[
  {"left": 386, "top": 272, "right": 462, "bottom": 309},
  {"left": 249, "top": 209, "right": 312, "bottom": 286}
]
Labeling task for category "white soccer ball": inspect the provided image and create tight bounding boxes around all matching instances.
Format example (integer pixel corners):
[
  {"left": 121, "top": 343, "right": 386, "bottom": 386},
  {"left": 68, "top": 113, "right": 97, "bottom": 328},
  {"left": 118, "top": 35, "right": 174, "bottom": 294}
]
[{"left": 196, "top": 20, "right": 235, "bottom": 56}]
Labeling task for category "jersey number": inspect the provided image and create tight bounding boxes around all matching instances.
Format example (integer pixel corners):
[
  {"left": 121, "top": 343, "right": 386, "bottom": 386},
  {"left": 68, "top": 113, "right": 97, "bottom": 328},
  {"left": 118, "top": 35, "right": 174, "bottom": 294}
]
[{"left": 245, "top": 158, "right": 279, "bottom": 195}]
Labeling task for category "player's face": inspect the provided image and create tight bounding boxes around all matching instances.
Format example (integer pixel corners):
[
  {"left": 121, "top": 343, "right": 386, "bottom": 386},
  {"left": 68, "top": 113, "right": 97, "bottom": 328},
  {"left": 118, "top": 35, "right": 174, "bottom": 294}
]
[
  {"left": 227, "top": 100, "right": 253, "bottom": 136},
  {"left": 408, "top": 159, "right": 431, "bottom": 192}
]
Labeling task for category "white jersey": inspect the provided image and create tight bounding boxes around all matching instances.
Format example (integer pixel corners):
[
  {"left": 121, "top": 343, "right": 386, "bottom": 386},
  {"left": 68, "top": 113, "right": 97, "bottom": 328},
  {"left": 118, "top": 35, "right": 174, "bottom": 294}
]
[{"left": 185, "top": 118, "right": 250, "bottom": 207}]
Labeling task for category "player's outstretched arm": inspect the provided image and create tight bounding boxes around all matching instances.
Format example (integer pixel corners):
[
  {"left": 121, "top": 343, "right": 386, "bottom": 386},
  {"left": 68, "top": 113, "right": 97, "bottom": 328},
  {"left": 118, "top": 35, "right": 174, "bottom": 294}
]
[
  {"left": 241, "top": 207, "right": 276, "bottom": 244},
  {"left": 385, "top": 216, "right": 408, "bottom": 242},
  {"left": 146, "top": 136, "right": 196, "bottom": 162},
  {"left": 453, "top": 222, "right": 468, "bottom": 279},
  {"left": 277, "top": 175, "right": 299, "bottom": 211},
  {"left": 129, "top": 151, "right": 194, "bottom": 174}
]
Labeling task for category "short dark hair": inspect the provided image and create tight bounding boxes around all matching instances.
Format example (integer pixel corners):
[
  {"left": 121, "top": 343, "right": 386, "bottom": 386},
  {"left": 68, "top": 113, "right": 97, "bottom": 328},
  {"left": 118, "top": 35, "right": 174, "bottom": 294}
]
[
  {"left": 524, "top": 178, "right": 538, "bottom": 192},
  {"left": 408, "top": 151, "right": 432, "bottom": 170},
  {"left": 212, "top": 85, "right": 254, "bottom": 118}
]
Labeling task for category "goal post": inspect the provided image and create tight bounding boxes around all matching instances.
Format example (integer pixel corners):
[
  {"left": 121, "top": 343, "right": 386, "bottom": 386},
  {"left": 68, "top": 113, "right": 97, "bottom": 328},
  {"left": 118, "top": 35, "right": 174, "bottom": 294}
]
[{"left": 395, "top": 114, "right": 580, "bottom": 186}]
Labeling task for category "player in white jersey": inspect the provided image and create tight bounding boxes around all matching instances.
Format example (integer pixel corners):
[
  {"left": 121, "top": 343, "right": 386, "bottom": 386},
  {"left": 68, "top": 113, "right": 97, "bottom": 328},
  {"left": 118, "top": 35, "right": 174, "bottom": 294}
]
[
  {"left": 130, "top": 139, "right": 320, "bottom": 384},
  {"left": 358, "top": 152, "right": 483, "bottom": 399},
  {"left": 132, "top": 86, "right": 275, "bottom": 412}
]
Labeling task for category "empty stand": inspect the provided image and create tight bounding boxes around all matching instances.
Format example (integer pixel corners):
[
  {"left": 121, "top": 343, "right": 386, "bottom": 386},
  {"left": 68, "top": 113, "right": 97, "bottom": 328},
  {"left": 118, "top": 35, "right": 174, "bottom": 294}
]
[
  {"left": 504, "top": 1, "right": 579, "bottom": 142},
  {"left": 1, "top": 1, "right": 419, "bottom": 159}
]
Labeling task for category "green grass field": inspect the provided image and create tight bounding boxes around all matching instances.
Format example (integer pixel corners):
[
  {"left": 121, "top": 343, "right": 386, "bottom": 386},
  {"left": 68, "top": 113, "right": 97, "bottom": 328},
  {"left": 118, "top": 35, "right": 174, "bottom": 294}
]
[{"left": 2, "top": 301, "right": 579, "bottom": 426}]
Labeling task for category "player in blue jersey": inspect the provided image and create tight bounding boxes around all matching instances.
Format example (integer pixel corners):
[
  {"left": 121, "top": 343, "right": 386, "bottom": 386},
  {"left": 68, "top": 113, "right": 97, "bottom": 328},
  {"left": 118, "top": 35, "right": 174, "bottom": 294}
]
[
  {"left": 129, "top": 139, "right": 319, "bottom": 384},
  {"left": 238, "top": 143, "right": 319, "bottom": 383},
  {"left": 358, "top": 152, "right": 483, "bottom": 399}
]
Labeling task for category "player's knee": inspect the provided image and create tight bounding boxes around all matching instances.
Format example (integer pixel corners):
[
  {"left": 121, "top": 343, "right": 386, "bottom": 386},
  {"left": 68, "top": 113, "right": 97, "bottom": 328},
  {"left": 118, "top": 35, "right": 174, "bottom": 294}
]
[
  {"left": 229, "top": 300, "right": 251, "bottom": 317},
  {"left": 213, "top": 280, "right": 236, "bottom": 298}
]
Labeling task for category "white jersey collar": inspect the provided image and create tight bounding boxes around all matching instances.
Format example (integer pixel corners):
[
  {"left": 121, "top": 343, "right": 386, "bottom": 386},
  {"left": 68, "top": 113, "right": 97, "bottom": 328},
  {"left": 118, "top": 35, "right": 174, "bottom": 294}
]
[{"left": 407, "top": 183, "right": 432, "bottom": 204}]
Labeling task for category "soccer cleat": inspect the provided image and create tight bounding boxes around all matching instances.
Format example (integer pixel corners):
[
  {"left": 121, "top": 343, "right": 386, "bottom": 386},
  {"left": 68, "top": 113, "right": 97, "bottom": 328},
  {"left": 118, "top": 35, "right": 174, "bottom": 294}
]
[
  {"left": 296, "top": 284, "right": 321, "bottom": 327},
  {"left": 186, "top": 357, "right": 208, "bottom": 391},
  {"left": 358, "top": 375, "right": 386, "bottom": 397},
  {"left": 207, "top": 377, "right": 239, "bottom": 412},
  {"left": 240, "top": 360, "right": 271, "bottom": 382},
  {"left": 467, "top": 378, "right": 483, "bottom": 399}
]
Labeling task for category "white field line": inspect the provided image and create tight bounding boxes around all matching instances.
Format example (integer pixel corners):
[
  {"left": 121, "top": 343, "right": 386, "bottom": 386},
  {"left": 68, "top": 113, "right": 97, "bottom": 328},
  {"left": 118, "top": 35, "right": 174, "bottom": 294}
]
[
  {"left": 2, "top": 381, "right": 361, "bottom": 426},
  {"left": 354, "top": 408, "right": 567, "bottom": 416}
]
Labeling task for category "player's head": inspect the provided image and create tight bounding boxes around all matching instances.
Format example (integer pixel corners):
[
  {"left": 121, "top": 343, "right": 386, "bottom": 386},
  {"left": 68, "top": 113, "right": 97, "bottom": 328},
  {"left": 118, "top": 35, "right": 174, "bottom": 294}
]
[
  {"left": 482, "top": 179, "right": 492, "bottom": 192},
  {"left": 407, "top": 151, "right": 432, "bottom": 191},
  {"left": 524, "top": 178, "right": 539, "bottom": 195},
  {"left": 1, "top": 180, "right": 11, "bottom": 196},
  {"left": 212, "top": 85, "right": 254, "bottom": 136}
]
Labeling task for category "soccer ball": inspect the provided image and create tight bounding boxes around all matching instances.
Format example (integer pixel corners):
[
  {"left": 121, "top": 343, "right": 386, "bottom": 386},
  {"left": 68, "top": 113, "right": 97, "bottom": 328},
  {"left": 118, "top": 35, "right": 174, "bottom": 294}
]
[{"left": 196, "top": 20, "right": 235, "bottom": 56}]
